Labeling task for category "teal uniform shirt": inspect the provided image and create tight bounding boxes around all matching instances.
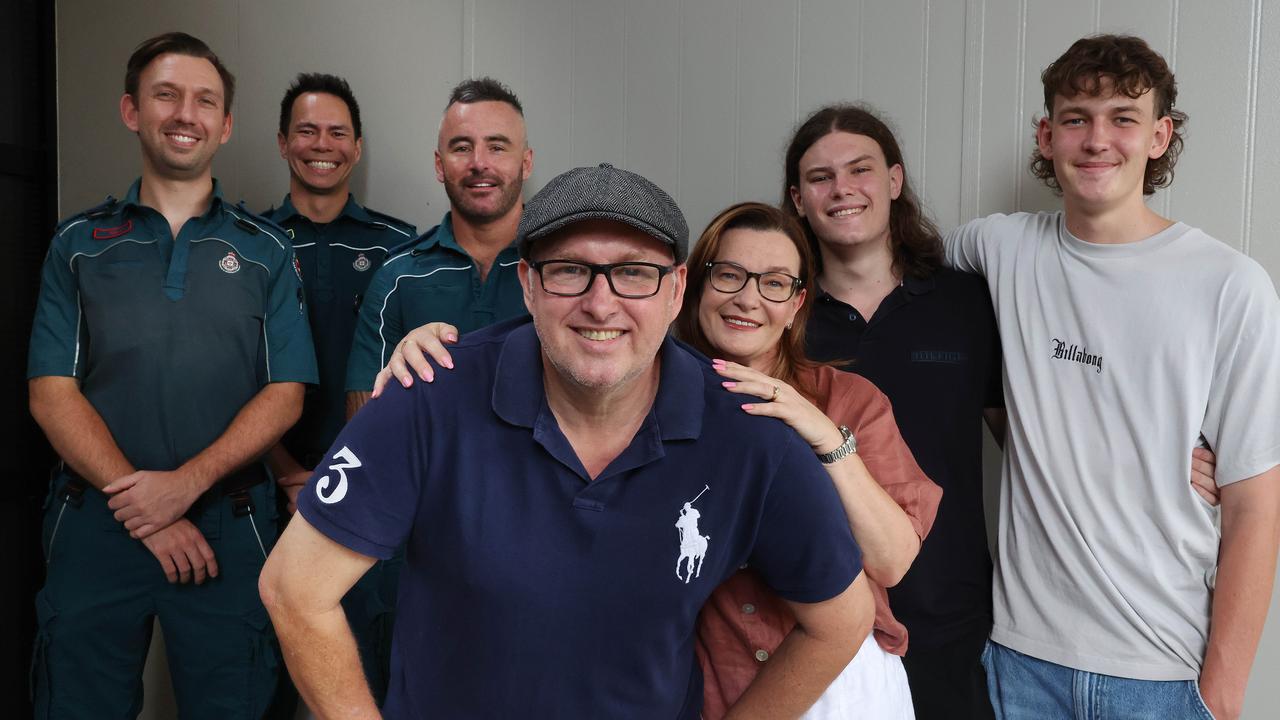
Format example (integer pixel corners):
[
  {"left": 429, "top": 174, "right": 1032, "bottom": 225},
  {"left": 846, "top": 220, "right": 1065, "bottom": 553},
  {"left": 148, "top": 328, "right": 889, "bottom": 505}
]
[
  {"left": 264, "top": 194, "right": 414, "bottom": 465},
  {"left": 27, "top": 179, "right": 316, "bottom": 720},
  {"left": 344, "top": 212, "right": 527, "bottom": 392},
  {"left": 28, "top": 179, "right": 318, "bottom": 471}
]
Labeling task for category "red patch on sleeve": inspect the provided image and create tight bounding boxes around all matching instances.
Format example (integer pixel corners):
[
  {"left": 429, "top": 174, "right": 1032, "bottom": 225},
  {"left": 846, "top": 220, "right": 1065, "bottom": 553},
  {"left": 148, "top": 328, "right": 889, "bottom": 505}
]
[{"left": 92, "top": 220, "right": 133, "bottom": 240}]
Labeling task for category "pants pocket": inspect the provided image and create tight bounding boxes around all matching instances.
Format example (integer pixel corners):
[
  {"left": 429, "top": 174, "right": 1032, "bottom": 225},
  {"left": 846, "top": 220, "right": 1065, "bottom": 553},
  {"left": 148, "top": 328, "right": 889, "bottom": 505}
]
[
  {"left": 30, "top": 592, "right": 57, "bottom": 720},
  {"left": 1189, "top": 681, "right": 1216, "bottom": 720},
  {"left": 243, "top": 606, "right": 281, "bottom": 719}
]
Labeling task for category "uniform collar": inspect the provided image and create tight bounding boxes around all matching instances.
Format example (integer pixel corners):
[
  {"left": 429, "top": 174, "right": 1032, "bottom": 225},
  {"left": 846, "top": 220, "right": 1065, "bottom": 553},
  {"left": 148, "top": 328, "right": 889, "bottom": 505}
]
[
  {"left": 491, "top": 319, "right": 703, "bottom": 442},
  {"left": 415, "top": 212, "right": 461, "bottom": 253},
  {"left": 120, "top": 176, "right": 225, "bottom": 219},
  {"left": 274, "top": 192, "right": 371, "bottom": 224},
  {"left": 414, "top": 212, "right": 518, "bottom": 261}
]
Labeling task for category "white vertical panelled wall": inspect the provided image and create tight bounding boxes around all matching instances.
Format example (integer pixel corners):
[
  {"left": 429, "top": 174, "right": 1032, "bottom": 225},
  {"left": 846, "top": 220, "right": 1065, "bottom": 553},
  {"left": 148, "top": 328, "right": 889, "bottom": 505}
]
[{"left": 54, "top": 1, "right": 1280, "bottom": 718}]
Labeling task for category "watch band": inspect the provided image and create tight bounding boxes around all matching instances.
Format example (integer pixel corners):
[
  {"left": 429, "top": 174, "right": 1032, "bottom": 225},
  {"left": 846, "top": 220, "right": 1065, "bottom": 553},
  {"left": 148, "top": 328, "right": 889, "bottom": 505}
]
[{"left": 817, "top": 425, "right": 857, "bottom": 465}]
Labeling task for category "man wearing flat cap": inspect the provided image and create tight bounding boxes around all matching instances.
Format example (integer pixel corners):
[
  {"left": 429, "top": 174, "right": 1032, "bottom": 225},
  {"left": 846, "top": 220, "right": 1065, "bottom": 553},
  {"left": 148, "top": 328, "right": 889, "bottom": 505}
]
[{"left": 260, "top": 164, "right": 873, "bottom": 719}]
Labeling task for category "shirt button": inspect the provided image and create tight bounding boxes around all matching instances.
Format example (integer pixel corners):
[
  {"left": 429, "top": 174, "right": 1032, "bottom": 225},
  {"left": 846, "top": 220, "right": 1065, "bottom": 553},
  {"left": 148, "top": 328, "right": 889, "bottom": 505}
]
[
  {"left": 754, "top": 649, "right": 769, "bottom": 662},
  {"left": 742, "top": 603, "right": 756, "bottom": 615},
  {"left": 848, "top": 312, "right": 858, "bottom": 321},
  {"left": 739, "top": 563, "right": 749, "bottom": 570}
]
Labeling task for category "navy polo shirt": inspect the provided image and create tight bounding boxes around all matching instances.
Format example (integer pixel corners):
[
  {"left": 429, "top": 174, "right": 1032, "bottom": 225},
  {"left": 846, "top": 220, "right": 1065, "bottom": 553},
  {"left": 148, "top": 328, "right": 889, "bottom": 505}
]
[
  {"left": 264, "top": 194, "right": 415, "bottom": 465},
  {"left": 27, "top": 178, "right": 317, "bottom": 472},
  {"left": 806, "top": 267, "right": 1001, "bottom": 650},
  {"left": 300, "top": 317, "right": 861, "bottom": 719},
  {"left": 344, "top": 212, "right": 527, "bottom": 392}
]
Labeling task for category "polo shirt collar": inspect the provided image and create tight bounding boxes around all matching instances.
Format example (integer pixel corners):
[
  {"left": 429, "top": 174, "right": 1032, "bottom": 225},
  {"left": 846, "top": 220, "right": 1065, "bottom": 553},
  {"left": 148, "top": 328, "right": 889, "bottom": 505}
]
[
  {"left": 414, "top": 212, "right": 520, "bottom": 262},
  {"left": 813, "top": 271, "right": 937, "bottom": 303},
  {"left": 120, "top": 176, "right": 226, "bottom": 219},
  {"left": 902, "top": 272, "right": 936, "bottom": 296},
  {"left": 492, "top": 321, "right": 704, "bottom": 443},
  {"left": 274, "top": 193, "right": 371, "bottom": 224},
  {"left": 415, "top": 212, "right": 460, "bottom": 253}
]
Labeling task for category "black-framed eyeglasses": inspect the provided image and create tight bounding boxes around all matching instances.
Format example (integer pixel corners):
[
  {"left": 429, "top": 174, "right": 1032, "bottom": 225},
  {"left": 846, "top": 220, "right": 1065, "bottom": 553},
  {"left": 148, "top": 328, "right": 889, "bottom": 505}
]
[
  {"left": 530, "top": 259, "right": 675, "bottom": 299},
  {"left": 704, "top": 261, "right": 802, "bottom": 302}
]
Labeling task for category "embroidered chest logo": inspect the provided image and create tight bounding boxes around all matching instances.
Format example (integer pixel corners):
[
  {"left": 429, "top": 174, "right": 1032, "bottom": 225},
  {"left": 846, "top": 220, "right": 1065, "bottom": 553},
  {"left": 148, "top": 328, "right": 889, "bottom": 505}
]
[
  {"left": 285, "top": 228, "right": 296, "bottom": 240},
  {"left": 1051, "top": 338, "right": 1103, "bottom": 374},
  {"left": 219, "top": 252, "right": 241, "bottom": 274},
  {"left": 675, "top": 485, "right": 711, "bottom": 583},
  {"left": 316, "top": 446, "right": 362, "bottom": 504},
  {"left": 353, "top": 253, "right": 372, "bottom": 272}
]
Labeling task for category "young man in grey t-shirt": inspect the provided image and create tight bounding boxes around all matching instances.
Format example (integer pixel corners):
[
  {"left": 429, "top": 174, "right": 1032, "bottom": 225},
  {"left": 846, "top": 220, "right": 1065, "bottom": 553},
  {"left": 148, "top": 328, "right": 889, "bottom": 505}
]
[{"left": 945, "top": 35, "right": 1280, "bottom": 720}]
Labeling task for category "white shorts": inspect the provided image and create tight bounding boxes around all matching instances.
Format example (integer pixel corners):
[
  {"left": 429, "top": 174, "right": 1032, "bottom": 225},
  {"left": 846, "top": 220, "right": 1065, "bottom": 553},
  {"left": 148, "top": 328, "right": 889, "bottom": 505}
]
[{"left": 801, "top": 633, "right": 916, "bottom": 720}]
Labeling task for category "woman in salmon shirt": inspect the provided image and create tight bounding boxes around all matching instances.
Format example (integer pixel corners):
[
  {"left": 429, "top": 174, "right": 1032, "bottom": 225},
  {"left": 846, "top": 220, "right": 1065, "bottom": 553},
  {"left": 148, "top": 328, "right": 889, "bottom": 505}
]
[{"left": 676, "top": 201, "right": 939, "bottom": 720}]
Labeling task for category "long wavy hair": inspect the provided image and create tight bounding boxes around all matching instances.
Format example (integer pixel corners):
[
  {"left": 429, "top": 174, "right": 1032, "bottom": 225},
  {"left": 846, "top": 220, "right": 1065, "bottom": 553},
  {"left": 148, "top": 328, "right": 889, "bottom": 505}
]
[
  {"left": 782, "top": 104, "right": 942, "bottom": 280},
  {"left": 675, "top": 202, "right": 823, "bottom": 401}
]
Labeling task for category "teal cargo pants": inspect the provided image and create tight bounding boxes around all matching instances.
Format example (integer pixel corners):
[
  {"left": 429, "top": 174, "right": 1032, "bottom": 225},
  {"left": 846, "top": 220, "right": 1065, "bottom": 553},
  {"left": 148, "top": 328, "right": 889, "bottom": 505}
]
[{"left": 32, "top": 471, "right": 280, "bottom": 720}]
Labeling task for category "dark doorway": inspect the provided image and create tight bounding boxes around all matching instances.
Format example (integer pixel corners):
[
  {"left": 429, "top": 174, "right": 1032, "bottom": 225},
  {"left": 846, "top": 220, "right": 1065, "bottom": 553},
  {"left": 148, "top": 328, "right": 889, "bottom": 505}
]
[{"left": 2, "top": 1, "right": 59, "bottom": 715}]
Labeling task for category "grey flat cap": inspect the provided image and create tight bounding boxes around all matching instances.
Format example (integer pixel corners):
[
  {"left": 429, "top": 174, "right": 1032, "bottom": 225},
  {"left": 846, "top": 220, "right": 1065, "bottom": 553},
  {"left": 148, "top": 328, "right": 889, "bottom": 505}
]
[{"left": 517, "top": 163, "right": 688, "bottom": 263}]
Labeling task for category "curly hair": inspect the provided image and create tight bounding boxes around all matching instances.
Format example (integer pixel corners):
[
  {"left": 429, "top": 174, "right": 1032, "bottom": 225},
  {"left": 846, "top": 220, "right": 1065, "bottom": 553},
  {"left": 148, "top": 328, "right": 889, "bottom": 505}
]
[
  {"left": 675, "top": 202, "right": 826, "bottom": 400},
  {"left": 1031, "top": 34, "right": 1187, "bottom": 196},
  {"left": 782, "top": 104, "right": 942, "bottom": 280}
]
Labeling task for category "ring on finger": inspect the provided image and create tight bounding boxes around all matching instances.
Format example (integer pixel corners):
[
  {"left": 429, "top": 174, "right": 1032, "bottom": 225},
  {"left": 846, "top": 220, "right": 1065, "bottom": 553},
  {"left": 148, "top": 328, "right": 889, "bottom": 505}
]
[{"left": 770, "top": 385, "right": 780, "bottom": 402}]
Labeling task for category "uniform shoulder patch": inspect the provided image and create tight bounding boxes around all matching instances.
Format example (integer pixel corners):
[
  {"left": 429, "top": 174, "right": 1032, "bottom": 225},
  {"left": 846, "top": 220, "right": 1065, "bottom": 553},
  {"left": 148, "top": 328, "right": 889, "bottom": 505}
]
[
  {"left": 363, "top": 207, "right": 417, "bottom": 238},
  {"left": 388, "top": 224, "right": 438, "bottom": 257},
  {"left": 225, "top": 203, "right": 293, "bottom": 250},
  {"left": 55, "top": 196, "right": 119, "bottom": 236},
  {"left": 92, "top": 220, "right": 134, "bottom": 240},
  {"left": 84, "top": 196, "right": 120, "bottom": 220}
]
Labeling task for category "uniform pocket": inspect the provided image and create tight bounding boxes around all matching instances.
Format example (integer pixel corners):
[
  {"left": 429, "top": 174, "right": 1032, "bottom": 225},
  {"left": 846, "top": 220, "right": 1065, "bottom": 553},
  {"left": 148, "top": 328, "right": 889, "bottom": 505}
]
[{"left": 242, "top": 606, "right": 281, "bottom": 719}]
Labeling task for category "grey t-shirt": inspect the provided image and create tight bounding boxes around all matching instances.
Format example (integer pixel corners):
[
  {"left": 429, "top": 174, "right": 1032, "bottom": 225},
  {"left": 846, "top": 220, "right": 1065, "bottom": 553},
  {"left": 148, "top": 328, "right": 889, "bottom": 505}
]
[{"left": 945, "top": 211, "right": 1280, "bottom": 680}]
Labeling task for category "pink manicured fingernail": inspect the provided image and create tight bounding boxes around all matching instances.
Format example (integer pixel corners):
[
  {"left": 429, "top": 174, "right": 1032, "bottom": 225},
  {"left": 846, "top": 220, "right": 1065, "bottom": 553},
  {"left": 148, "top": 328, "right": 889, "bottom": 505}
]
[
  {"left": 722, "top": 381, "right": 737, "bottom": 388},
  {"left": 446, "top": 334, "right": 457, "bottom": 342},
  {"left": 741, "top": 404, "right": 754, "bottom": 411},
  {"left": 443, "top": 358, "right": 454, "bottom": 369}
]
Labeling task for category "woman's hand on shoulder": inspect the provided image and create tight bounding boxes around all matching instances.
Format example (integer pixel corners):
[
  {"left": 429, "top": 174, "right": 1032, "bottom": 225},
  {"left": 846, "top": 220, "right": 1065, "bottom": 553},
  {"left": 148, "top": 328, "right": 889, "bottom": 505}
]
[
  {"left": 371, "top": 322, "right": 460, "bottom": 397},
  {"left": 711, "top": 359, "right": 845, "bottom": 455}
]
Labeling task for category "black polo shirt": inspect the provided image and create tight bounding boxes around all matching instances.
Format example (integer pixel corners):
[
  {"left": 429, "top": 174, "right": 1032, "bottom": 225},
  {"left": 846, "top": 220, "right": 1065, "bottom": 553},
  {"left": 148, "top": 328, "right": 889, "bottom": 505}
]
[{"left": 806, "top": 266, "right": 1002, "bottom": 650}]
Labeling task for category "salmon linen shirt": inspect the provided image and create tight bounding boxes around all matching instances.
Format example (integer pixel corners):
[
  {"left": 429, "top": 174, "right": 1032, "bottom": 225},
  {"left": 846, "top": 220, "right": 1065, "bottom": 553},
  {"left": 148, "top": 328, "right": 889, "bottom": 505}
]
[{"left": 696, "top": 364, "right": 942, "bottom": 718}]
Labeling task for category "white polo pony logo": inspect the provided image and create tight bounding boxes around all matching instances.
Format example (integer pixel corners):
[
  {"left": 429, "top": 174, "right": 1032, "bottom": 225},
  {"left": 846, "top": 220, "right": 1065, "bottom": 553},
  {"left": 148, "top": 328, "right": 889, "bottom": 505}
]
[{"left": 675, "top": 485, "right": 711, "bottom": 583}]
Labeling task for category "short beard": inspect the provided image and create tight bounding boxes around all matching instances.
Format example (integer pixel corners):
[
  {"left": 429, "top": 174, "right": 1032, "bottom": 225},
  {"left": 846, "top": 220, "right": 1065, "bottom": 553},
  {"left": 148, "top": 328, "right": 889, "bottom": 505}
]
[{"left": 445, "top": 176, "right": 524, "bottom": 225}]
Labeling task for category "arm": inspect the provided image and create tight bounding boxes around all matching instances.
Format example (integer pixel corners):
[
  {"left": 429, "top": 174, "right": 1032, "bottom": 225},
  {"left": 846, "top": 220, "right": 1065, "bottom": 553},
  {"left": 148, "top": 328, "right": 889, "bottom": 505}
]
[
  {"left": 725, "top": 572, "right": 873, "bottom": 719},
  {"left": 29, "top": 375, "right": 220, "bottom": 583},
  {"left": 105, "top": 381, "right": 305, "bottom": 538},
  {"left": 1198, "top": 465, "right": 1280, "bottom": 720},
  {"left": 29, "top": 375, "right": 134, "bottom": 489},
  {"left": 260, "top": 512, "right": 380, "bottom": 719},
  {"left": 1190, "top": 447, "right": 1220, "bottom": 506},
  {"left": 713, "top": 361, "right": 920, "bottom": 586},
  {"left": 266, "top": 443, "right": 312, "bottom": 514},
  {"left": 941, "top": 216, "right": 1003, "bottom": 275}
]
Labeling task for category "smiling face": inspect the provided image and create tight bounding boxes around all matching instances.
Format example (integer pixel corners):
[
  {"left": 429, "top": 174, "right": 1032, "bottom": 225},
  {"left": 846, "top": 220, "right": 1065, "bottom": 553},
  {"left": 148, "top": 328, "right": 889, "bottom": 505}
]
[
  {"left": 790, "top": 131, "right": 902, "bottom": 255},
  {"left": 697, "top": 228, "right": 806, "bottom": 371},
  {"left": 521, "top": 219, "right": 685, "bottom": 396},
  {"left": 435, "top": 100, "right": 533, "bottom": 225},
  {"left": 121, "top": 52, "right": 233, "bottom": 180},
  {"left": 278, "top": 91, "right": 362, "bottom": 197},
  {"left": 1037, "top": 82, "right": 1172, "bottom": 216}
]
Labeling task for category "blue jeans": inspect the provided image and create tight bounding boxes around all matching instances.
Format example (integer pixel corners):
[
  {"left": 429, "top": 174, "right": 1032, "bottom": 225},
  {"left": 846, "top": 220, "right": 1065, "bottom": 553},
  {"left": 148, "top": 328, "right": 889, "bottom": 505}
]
[{"left": 981, "top": 640, "right": 1215, "bottom": 720}]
